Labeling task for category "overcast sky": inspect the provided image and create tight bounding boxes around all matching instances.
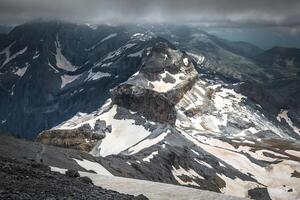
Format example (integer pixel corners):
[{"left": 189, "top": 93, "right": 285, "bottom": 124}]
[
  {"left": 0, "top": 0, "right": 300, "bottom": 48},
  {"left": 0, "top": 0, "right": 299, "bottom": 25}
]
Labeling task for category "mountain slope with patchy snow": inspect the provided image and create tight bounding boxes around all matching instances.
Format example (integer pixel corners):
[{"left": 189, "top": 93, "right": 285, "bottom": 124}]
[
  {"left": 45, "top": 40, "right": 300, "bottom": 200},
  {"left": 1, "top": 22, "right": 300, "bottom": 200}
]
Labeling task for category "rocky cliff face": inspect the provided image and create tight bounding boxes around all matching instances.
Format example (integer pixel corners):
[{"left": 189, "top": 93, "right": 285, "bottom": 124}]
[
  {"left": 112, "top": 41, "right": 198, "bottom": 124},
  {"left": 37, "top": 119, "right": 111, "bottom": 152}
]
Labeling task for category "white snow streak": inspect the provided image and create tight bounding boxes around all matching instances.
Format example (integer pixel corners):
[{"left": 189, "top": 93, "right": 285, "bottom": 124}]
[
  {"left": 128, "top": 130, "right": 170, "bottom": 154},
  {"left": 183, "top": 58, "right": 189, "bottom": 66},
  {"left": 73, "top": 158, "right": 113, "bottom": 176},
  {"left": 0, "top": 42, "right": 27, "bottom": 68},
  {"left": 142, "top": 151, "right": 159, "bottom": 162},
  {"left": 277, "top": 110, "right": 300, "bottom": 135},
  {"left": 101, "top": 33, "right": 118, "bottom": 43},
  {"left": 55, "top": 36, "right": 76, "bottom": 72},
  {"left": 172, "top": 165, "right": 204, "bottom": 187}
]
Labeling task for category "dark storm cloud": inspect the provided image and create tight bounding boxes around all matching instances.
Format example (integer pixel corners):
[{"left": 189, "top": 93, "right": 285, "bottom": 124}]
[{"left": 0, "top": 0, "right": 299, "bottom": 33}]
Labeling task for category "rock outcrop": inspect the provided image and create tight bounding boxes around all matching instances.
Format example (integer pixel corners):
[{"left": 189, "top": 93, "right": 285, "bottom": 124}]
[
  {"left": 37, "top": 119, "right": 111, "bottom": 152},
  {"left": 112, "top": 41, "right": 198, "bottom": 124}
]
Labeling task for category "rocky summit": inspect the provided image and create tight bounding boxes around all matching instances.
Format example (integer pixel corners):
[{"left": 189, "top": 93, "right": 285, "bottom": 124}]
[
  {"left": 112, "top": 41, "right": 198, "bottom": 124},
  {"left": 0, "top": 22, "right": 300, "bottom": 200}
]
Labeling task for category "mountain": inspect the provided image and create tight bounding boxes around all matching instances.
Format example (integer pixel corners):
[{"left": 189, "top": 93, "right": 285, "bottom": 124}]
[
  {"left": 1, "top": 21, "right": 300, "bottom": 200},
  {"left": 0, "top": 25, "right": 13, "bottom": 34},
  {"left": 0, "top": 21, "right": 151, "bottom": 138},
  {"left": 40, "top": 38, "right": 300, "bottom": 199},
  {"left": 137, "top": 24, "right": 300, "bottom": 139}
]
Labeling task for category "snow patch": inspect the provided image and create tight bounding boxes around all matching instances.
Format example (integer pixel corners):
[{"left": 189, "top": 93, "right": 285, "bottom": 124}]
[
  {"left": 172, "top": 165, "right": 204, "bottom": 187},
  {"left": 0, "top": 42, "right": 27, "bottom": 68},
  {"left": 191, "top": 149, "right": 199, "bottom": 156},
  {"left": 61, "top": 74, "right": 80, "bottom": 88},
  {"left": 194, "top": 158, "right": 213, "bottom": 169},
  {"left": 187, "top": 52, "right": 205, "bottom": 64},
  {"left": 73, "top": 158, "right": 113, "bottom": 176},
  {"left": 101, "top": 62, "right": 113, "bottom": 67},
  {"left": 277, "top": 110, "right": 300, "bottom": 135},
  {"left": 48, "top": 61, "right": 59, "bottom": 73},
  {"left": 285, "top": 150, "right": 300, "bottom": 158},
  {"left": 33, "top": 50, "right": 39, "bottom": 59},
  {"left": 150, "top": 71, "right": 185, "bottom": 93},
  {"left": 128, "top": 130, "right": 170, "bottom": 154},
  {"left": 179, "top": 129, "right": 300, "bottom": 199},
  {"left": 102, "top": 43, "right": 136, "bottom": 62},
  {"left": 50, "top": 166, "right": 67, "bottom": 174},
  {"left": 183, "top": 58, "right": 189, "bottom": 66},
  {"left": 54, "top": 36, "right": 76, "bottom": 72},
  {"left": 90, "top": 106, "right": 151, "bottom": 157},
  {"left": 87, "top": 70, "right": 111, "bottom": 81},
  {"left": 101, "top": 33, "right": 118, "bottom": 43},
  {"left": 142, "top": 151, "right": 159, "bottom": 162},
  {"left": 217, "top": 173, "right": 259, "bottom": 197},
  {"left": 15, "top": 65, "right": 28, "bottom": 77},
  {"left": 131, "top": 33, "right": 152, "bottom": 41},
  {"left": 127, "top": 49, "right": 144, "bottom": 58}
]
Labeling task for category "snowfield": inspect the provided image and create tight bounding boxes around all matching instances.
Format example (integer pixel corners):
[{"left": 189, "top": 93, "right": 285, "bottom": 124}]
[
  {"left": 150, "top": 71, "right": 186, "bottom": 93},
  {"left": 61, "top": 74, "right": 80, "bottom": 88},
  {"left": 54, "top": 36, "right": 77, "bottom": 72},
  {"left": 50, "top": 166, "right": 244, "bottom": 200},
  {"left": 176, "top": 77, "right": 289, "bottom": 138},
  {"left": 127, "top": 129, "right": 170, "bottom": 154},
  {"left": 172, "top": 165, "right": 204, "bottom": 186},
  {"left": 55, "top": 104, "right": 152, "bottom": 157},
  {"left": 79, "top": 172, "right": 245, "bottom": 200},
  {"left": 178, "top": 128, "right": 300, "bottom": 199},
  {"left": 90, "top": 105, "right": 151, "bottom": 157},
  {"left": 73, "top": 158, "right": 113, "bottom": 176}
]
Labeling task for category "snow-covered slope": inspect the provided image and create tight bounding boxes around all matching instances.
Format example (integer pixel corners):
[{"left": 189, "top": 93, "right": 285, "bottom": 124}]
[
  {"left": 47, "top": 40, "right": 300, "bottom": 200},
  {"left": 79, "top": 171, "right": 246, "bottom": 200}
]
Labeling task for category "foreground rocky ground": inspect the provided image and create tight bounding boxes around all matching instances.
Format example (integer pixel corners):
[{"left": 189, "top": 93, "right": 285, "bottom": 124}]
[
  {"left": 0, "top": 134, "right": 246, "bottom": 200},
  {"left": 0, "top": 156, "right": 147, "bottom": 200}
]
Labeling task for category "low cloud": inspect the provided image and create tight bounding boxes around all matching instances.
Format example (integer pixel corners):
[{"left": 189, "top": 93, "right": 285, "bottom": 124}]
[{"left": 0, "top": 0, "right": 299, "bottom": 35}]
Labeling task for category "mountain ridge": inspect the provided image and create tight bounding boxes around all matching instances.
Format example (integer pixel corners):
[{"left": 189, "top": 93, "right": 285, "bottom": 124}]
[{"left": 1, "top": 21, "right": 300, "bottom": 200}]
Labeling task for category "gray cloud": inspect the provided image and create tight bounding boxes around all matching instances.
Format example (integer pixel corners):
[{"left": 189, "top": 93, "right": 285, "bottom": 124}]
[{"left": 0, "top": 0, "right": 299, "bottom": 31}]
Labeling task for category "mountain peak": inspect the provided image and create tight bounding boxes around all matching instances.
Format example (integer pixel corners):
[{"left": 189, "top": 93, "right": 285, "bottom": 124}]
[{"left": 111, "top": 40, "right": 198, "bottom": 124}]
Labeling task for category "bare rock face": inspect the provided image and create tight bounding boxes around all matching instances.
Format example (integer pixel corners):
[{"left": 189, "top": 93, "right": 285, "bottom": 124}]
[
  {"left": 36, "top": 115, "right": 112, "bottom": 152},
  {"left": 112, "top": 84, "right": 177, "bottom": 124},
  {"left": 36, "top": 120, "right": 110, "bottom": 152},
  {"left": 37, "top": 129, "right": 98, "bottom": 152},
  {"left": 112, "top": 41, "right": 198, "bottom": 124}
]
